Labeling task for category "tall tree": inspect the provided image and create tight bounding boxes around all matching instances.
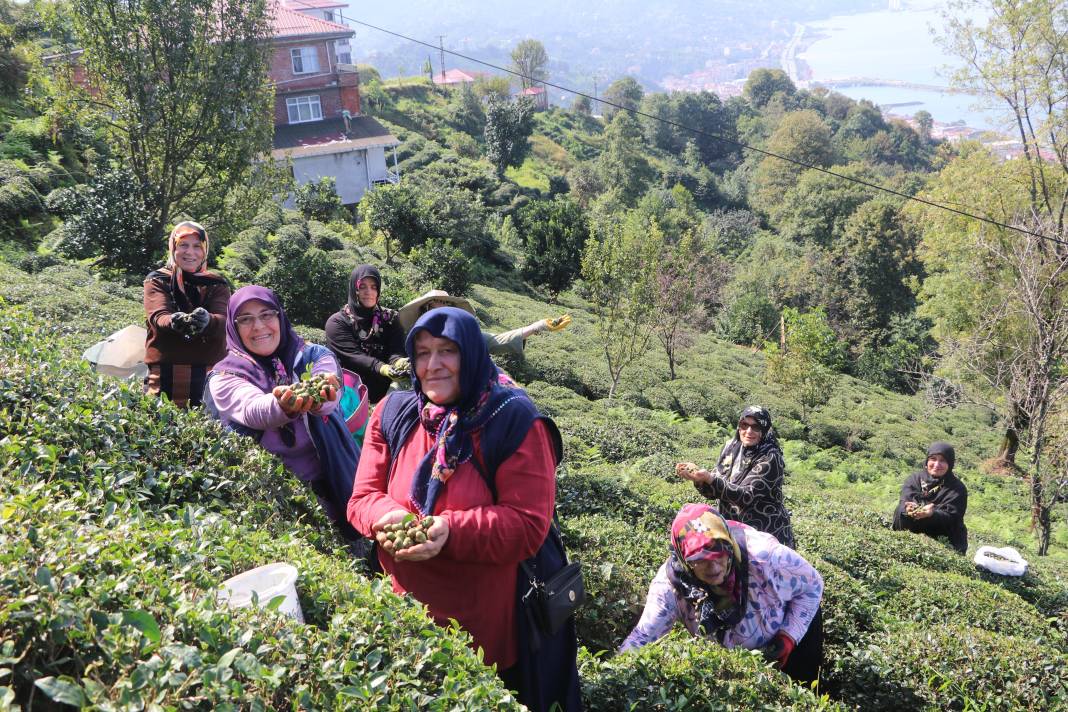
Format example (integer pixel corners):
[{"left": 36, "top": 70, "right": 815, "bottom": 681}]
[
  {"left": 509, "top": 38, "right": 548, "bottom": 90},
  {"left": 743, "top": 68, "right": 796, "bottom": 108},
  {"left": 582, "top": 209, "right": 662, "bottom": 398},
  {"left": 52, "top": 0, "right": 274, "bottom": 273},
  {"left": 652, "top": 230, "right": 724, "bottom": 379},
  {"left": 917, "top": 147, "right": 1068, "bottom": 554},
  {"left": 763, "top": 307, "right": 843, "bottom": 425},
  {"left": 940, "top": 0, "right": 1068, "bottom": 232},
  {"left": 597, "top": 111, "right": 654, "bottom": 205},
  {"left": 483, "top": 95, "right": 535, "bottom": 175},
  {"left": 749, "top": 110, "right": 834, "bottom": 218},
  {"left": 601, "top": 76, "right": 643, "bottom": 120}
]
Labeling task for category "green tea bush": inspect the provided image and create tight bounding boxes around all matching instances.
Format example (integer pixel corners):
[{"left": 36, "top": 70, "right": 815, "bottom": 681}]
[
  {"left": 0, "top": 306, "right": 521, "bottom": 709},
  {"left": 0, "top": 486, "right": 520, "bottom": 710},
  {"left": 218, "top": 226, "right": 269, "bottom": 283},
  {"left": 831, "top": 624, "right": 1068, "bottom": 711},
  {"left": 307, "top": 219, "right": 344, "bottom": 250},
  {"left": 582, "top": 631, "right": 842, "bottom": 711}
]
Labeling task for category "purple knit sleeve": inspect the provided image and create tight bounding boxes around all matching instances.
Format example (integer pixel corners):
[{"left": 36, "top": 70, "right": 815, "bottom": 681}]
[
  {"left": 618, "top": 562, "right": 680, "bottom": 653},
  {"left": 209, "top": 373, "right": 295, "bottom": 431}
]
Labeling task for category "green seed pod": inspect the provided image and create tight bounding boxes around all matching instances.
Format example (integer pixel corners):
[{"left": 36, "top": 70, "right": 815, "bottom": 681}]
[{"left": 414, "top": 530, "right": 427, "bottom": 544}]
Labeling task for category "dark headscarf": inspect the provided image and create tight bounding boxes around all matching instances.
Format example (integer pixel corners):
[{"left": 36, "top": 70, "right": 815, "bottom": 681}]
[
  {"left": 347, "top": 264, "right": 382, "bottom": 313},
  {"left": 912, "top": 440, "right": 958, "bottom": 499},
  {"left": 212, "top": 285, "right": 304, "bottom": 393},
  {"left": 342, "top": 264, "right": 397, "bottom": 352},
  {"left": 403, "top": 307, "right": 532, "bottom": 515},
  {"left": 715, "top": 405, "right": 783, "bottom": 473},
  {"left": 926, "top": 441, "right": 956, "bottom": 474},
  {"left": 665, "top": 504, "right": 750, "bottom": 639}
]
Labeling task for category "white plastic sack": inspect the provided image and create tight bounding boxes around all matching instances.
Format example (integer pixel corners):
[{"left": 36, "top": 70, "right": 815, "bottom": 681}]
[
  {"left": 973, "top": 545, "right": 1028, "bottom": 577},
  {"left": 83, "top": 325, "right": 148, "bottom": 380}
]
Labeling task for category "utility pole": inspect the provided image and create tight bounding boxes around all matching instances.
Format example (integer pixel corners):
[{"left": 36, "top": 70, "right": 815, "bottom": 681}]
[{"left": 437, "top": 35, "right": 446, "bottom": 84}]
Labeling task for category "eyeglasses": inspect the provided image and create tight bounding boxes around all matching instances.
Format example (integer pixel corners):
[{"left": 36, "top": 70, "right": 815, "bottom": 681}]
[
  {"left": 737, "top": 422, "right": 762, "bottom": 433},
  {"left": 234, "top": 310, "right": 280, "bottom": 329}
]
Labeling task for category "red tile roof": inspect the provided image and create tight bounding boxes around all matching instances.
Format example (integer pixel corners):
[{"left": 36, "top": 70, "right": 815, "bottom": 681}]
[
  {"left": 432, "top": 68, "right": 484, "bottom": 85},
  {"left": 282, "top": 0, "right": 347, "bottom": 8},
  {"left": 270, "top": 2, "right": 352, "bottom": 39},
  {"left": 519, "top": 86, "right": 546, "bottom": 95}
]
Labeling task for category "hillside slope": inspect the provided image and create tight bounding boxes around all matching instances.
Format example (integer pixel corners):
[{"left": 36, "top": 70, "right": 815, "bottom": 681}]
[{"left": 2, "top": 259, "right": 1066, "bottom": 710}]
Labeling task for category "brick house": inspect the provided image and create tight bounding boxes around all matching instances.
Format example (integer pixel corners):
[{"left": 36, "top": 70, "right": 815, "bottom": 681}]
[{"left": 268, "top": 1, "right": 399, "bottom": 206}]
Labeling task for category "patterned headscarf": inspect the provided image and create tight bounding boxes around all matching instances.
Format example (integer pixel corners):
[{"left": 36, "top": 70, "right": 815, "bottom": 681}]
[
  {"left": 666, "top": 504, "right": 750, "bottom": 638},
  {"left": 211, "top": 285, "right": 305, "bottom": 394},
  {"left": 162, "top": 221, "right": 226, "bottom": 311},
  {"left": 403, "top": 307, "right": 529, "bottom": 515},
  {"left": 715, "top": 405, "right": 783, "bottom": 474}
]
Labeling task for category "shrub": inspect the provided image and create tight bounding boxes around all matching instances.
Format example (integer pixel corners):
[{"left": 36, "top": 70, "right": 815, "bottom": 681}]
[
  {"left": 513, "top": 196, "right": 590, "bottom": 293},
  {"left": 218, "top": 226, "right": 269, "bottom": 283},
  {"left": 255, "top": 233, "right": 347, "bottom": 327},
  {"left": 582, "top": 632, "right": 841, "bottom": 711},
  {"left": 307, "top": 220, "right": 344, "bottom": 250},
  {"left": 409, "top": 237, "right": 471, "bottom": 296},
  {"left": 52, "top": 166, "right": 159, "bottom": 276},
  {"left": 294, "top": 177, "right": 344, "bottom": 222},
  {"left": 0, "top": 307, "right": 522, "bottom": 709}
]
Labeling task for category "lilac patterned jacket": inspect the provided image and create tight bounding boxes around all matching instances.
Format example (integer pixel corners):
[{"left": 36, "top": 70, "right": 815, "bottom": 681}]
[{"left": 619, "top": 527, "right": 823, "bottom": 653}]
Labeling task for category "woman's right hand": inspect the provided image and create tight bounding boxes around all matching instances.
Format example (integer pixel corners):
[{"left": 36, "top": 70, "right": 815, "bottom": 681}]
[
  {"left": 676, "top": 461, "right": 712, "bottom": 484},
  {"left": 272, "top": 385, "right": 315, "bottom": 415}
]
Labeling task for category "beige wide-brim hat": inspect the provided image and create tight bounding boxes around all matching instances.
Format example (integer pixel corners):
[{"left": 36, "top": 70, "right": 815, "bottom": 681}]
[{"left": 398, "top": 289, "right": 476, "bottom": 332}]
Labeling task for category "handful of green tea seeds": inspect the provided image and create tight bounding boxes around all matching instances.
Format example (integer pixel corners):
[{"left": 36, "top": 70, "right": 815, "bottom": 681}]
[
  {"left": 382, "top": 516, "right": 435, "bottom": 550},
  {"left": 288, "top": 372, "right": 333, "bottom": 405}
]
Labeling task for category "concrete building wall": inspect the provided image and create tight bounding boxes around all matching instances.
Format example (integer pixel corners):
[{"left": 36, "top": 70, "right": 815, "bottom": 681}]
[{"left": 291, "top": 149, "right": 371, "bottom": 205}]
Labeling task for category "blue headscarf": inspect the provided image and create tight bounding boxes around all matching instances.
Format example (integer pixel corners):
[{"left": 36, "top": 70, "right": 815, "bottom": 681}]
[{"left": 403, "top": 307, "right": 534, "bottom": 514}]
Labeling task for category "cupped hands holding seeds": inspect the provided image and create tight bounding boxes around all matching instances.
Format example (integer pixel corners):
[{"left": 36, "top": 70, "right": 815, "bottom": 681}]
[
  {"left": 372, "top": 510, "right": 450, "bottom": 562},
  {"left": 272, "top": 368, "right": 339, "bottom": 415}
]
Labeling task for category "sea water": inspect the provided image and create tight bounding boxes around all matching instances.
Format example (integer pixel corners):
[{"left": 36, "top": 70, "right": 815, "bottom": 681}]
[{"left": 798, "top": 4, "right": 1007, "bottom": 132}]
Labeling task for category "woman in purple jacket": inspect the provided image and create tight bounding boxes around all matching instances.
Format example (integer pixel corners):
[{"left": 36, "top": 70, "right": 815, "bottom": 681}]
[
  {"left": 620, "top": 504, "right": 824, "bottom": 684},
  {"left": 207, "top": 285, "right": 360, "bottom": 541}
]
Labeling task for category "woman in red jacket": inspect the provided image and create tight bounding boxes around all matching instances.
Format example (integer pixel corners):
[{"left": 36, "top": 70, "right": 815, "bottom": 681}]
[{"left": 348, "top": 307, "right": 579, "bottom": 710}]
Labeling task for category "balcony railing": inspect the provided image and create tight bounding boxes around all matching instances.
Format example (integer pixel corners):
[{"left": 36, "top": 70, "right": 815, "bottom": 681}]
[{"left": 371, "top": 169, "right": 400, "bottom": 187}]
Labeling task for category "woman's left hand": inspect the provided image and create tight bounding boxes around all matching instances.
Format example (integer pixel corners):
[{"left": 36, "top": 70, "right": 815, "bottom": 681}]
[
  {"left": 394, "top": 516, "right": 450, "bottom": 562},
  {"left": 310, "top": 373, "right": 340, "bottom": 413}
]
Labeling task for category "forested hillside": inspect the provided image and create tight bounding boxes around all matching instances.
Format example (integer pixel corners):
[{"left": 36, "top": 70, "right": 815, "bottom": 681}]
[{"left": 2, "top": 0, "right": 1067, "bottom": 709}]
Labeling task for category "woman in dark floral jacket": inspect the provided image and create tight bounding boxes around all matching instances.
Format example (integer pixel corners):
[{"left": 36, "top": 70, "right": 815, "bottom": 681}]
[{"left": 676, "top": 405, "right": 795, "bottom": 548}]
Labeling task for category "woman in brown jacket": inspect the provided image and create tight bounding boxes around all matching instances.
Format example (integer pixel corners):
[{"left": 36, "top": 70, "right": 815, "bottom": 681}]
[{"left": 143, "top": 221, "right": 231, "bottom": 407}]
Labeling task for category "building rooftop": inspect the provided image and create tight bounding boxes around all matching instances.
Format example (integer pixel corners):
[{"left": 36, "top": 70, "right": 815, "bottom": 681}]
[
  {"left": 272, "top": 115, "right": 400, "bottom": 158},
  {"left": 432, "top": 68, "right": 485, "bottom": 85},
  {"left": 270, "top": 2, "right": 352, "bottom": 39},
  {"left": 282, "top": 0, "right": 347, "bottom": 9}
]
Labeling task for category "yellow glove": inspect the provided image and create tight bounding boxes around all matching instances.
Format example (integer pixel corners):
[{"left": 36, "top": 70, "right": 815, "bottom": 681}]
[
  {"left": 544, "top": 314, "right": 572, "bottom": 332},
  {"left": 391, "top": 357, "right": 411, "bottom": 373},
  {"left": 378, "top": 364, "right": 393, "bottom": 378}
]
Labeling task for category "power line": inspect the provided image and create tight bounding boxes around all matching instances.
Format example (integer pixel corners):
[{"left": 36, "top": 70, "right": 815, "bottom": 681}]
[{"left": 289, "top": 3, "right": 1067, "bottom": 247}]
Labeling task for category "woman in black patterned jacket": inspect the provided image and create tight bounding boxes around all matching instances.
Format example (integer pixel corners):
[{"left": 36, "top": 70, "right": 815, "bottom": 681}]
[{"left": 676, "top": 406, "right": 795, "bottom": 548}]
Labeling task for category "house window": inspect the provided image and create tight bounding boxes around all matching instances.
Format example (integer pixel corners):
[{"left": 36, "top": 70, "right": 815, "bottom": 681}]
[
  {"left": 323, "top": 10, "right": 335, "bottom": 22},
  {"left": 286, "top": 95, "right": 323, "bottom": 124},
  {"left": 290, "top": 46, "right": 320, "bottom": 75}
]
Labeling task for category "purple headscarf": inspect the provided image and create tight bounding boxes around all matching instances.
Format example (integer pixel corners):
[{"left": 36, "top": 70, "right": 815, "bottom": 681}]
[{"left": 212, "top": 285, "right": 304, "bottom": 392}]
